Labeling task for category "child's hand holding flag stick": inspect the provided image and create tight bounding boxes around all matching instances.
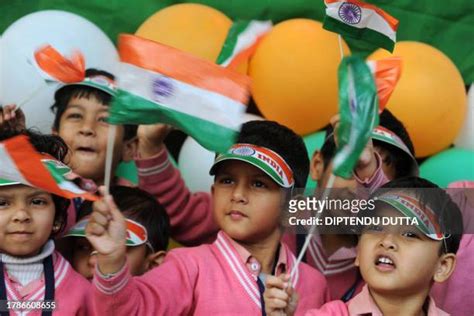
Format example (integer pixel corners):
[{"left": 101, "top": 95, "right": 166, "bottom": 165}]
[{"left": 290, "top": 56, "right": 379, "bottom": 280}]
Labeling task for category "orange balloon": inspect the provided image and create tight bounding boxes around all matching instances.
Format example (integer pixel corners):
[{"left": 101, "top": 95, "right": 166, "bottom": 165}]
[
  {"left": 136, "top": 3, "right": 231, "bottom": 62},
  {"left": 368, "top": 42, "right": 467, "bottom": 157},
  {"left": 249, "top": 19, "right": 350, "bottom": 135}
]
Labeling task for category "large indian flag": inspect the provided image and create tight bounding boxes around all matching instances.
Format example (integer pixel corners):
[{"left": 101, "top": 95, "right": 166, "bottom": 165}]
[
  {"left": 323, "top": 0, "right": 399, "bottom": 52},
  {"left": 109, "top": 34, "right": 251, "bottom": 153},
  {"left": 0, "top": 135, "right": 97, "bottom": 201}
]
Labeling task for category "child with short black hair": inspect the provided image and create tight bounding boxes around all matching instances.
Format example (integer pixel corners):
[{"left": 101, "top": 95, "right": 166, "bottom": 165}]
[
  {"left": 61, "top": 185, "right": 170, "bottom": 279},
  {"left": 86, "top": 120, "right": 329, "bottom": 315},
  {"left": 264, "top": 176, "right": 462, "bottom": 315},
  {"left": 50, "top": 68, "right": 138, "bottom": 186},
  {"left": 0, "top": 130, "right": 92, "bottom": 315}
]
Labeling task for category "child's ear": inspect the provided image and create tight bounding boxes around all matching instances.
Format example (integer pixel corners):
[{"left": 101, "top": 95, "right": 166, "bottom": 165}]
[
  {"left": 310, "top": 151, "right": 325, "bottom": 181},
  {"left": 145, "top": 250, "right": 167, "bottom": 270},
  {"left": 433, "top": 253, "right": 456, "bottom": 283},
  {"left": 52, "top": 128, "right": 58, "bottom": 136},
  {"left": 121, "top": 137, "right": 138, "bottom": 162}
]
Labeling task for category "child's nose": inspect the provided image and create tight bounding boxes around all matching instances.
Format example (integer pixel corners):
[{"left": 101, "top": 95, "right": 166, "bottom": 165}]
[
  {"left": 379, "top": 234, "right": 398, "bottom": 251},
  {"left": 231, "top": 183, "right": 248, "bottom": 204},
  {"left": 12, "top": 207, "right": 31, "bottom": 223},
  {"left": 79, "top": 120, "right": 96, "bottom": 136}
]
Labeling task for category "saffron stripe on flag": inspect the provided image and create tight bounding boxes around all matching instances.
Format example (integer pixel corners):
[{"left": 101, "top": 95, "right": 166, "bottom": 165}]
[{"left": 118, "top": 34, "right": 251, "bottom": 104}]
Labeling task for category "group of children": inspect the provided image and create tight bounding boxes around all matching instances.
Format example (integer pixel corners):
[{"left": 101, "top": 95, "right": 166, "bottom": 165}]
[{"left": 0, "top": 68, "right": 471, "bottom": 315}]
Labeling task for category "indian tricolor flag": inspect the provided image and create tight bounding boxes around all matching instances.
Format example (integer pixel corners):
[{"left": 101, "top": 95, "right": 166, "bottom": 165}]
[
  {"left": 0, "top": 135, "right": 97, "bottom": 201},
  {"left": 367, "top": 57, "right": 402, "bottom": 111},
  {"left": 216, "top": 20, "right": 272, "bottom": 69},
  {"left": 323, "top": 0, "right": 399, "bottom": 52},
  {"left": 109, "top": 34, "right": 251, "bottom": 153}
]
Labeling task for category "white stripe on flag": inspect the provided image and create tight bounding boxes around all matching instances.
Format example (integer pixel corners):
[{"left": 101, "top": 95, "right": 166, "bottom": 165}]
[
  {"left": 220, "top": 21, "right": 272, "bottom": 67},
  {"left": 118, "top": 63, "right": 246, "bottom": 131},
  {"left": 0, "top": 144, "right": 30, "bottom": 186},
  {"left": 326, "top": 2, "right": 396, "bottom": 41}
]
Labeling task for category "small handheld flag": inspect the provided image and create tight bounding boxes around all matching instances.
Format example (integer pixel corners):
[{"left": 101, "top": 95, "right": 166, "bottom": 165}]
[
  {"left": 323, "top": 0, "right": 399, "bottom": 52},
  {"left": 0, "top": 135, "right": 97, "bottom": 201},
  {"left": 333, "top": 56, "right": 379, "bottom": 178},
  {"left": 216, "top": 20, "right": 272, "bottom": 69},
  {"left": 109, "top": 34, "right": 251, "bottom": 153}
]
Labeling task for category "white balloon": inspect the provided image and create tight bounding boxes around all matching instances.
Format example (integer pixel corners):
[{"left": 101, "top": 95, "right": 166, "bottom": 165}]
[
  {"left": 178, "top": 113, "right": 264, "bottom": 192},
  {"left": 0, "top": 10, "right": 118, "bottom": 133},
  {"left": 455, "top": 84, "right": 474, "bottom": 150}
]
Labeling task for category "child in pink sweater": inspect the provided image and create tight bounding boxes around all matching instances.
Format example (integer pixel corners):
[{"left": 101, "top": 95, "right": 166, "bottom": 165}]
[
  {"left": 135, "top": 109, "right": 417, "bottom": 300},
  {"left": 264, "top": 177, "right": 463, "bottom": 316},
  {"left": 86, "top": 121, "right": 330, "bottom": 315},
  {"left": 0, "top": 131, "right": 92, "bottom": 315}
]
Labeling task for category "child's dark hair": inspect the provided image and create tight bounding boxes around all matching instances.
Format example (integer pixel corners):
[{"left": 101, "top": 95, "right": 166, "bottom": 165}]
[
  {"left": 374, "top": 109, "right": 416, "bottom": 178},
  {"left": 50, "top": 68, "right": 137, "bottom": 141},
  {"left": 0, "top": 129, "right": 69, "bottom": 235},
  {"left": 78, "top": 186, "right": 170, "bottom": 252},
  {"left": 373, "top": 176, "right": 463, "bottom": 255},
  {"left": 319, "top": 109, "right": 415, "bottom": 177},
  {"left": 236, "top": 120, "right": 309, "bottom": 188}
]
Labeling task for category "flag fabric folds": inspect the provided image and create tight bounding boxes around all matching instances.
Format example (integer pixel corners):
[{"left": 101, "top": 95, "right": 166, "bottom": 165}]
[
  {"left": 109, "top": 34, "right": 251, "bottom": 153},
  {"left": 0, "top": 135, "right": 97, "bottom": 201},
  {"left": 323, "top": 0, "right": 399, "bottom": 52}
]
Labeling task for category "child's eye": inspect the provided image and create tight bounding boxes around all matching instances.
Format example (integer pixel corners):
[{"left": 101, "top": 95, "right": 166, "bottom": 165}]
[
  {"left": 0, "top": 199, "right": 9, "bottom": 208},
  {"left": 66, "top": 113, "right": 82, "bottom": 120},
  {"left": 217, "top": 177, "right": 234, "bottom": 185},
  {"left": 402, "top": 231, "right": 420, "bottom": 239},
  {"left": 31, "top": 198, "right": 48, "bottom": 206},
  {"left": 252, "top": 180, "right": 267, "bottom": 188},
  {"left": 76, "top": 242, "right": 92, "bottom": 252},
  {"left": 98, "top": 116, "right": 109, "bottom": 123}
]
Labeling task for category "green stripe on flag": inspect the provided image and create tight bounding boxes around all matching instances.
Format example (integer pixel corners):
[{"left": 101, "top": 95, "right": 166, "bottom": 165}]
[
  {"left": 333, "top": 56, "right": 379, "bottom": 179},
  {"left": 216, "top": 20, "right": 251, "bottom": 65},
  {"left": 109, "top": 90, "right": 239, "bottom": 153},
  {"left": 323, "top": 16, "right": 395, "bottom": 52}
]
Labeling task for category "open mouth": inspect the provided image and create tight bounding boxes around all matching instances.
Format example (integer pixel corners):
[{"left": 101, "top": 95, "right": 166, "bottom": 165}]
[
  {"left": 76, "top": 147, "right": 96, "bottom": 154},
  {"left": 375, "top": 255, "right": 396, "bottom": 270}
]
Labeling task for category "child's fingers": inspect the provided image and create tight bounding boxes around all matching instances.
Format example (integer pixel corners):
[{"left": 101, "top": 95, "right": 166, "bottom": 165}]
[
  {"left": 90, "top": 210, "right": 110, "bottom": 228},
  {"left": 266, "top": 297, "right": 288, "bottom": 309},
  {"left": 86, "top": 221, "right": 107, "bottom": 236},
  {"left": 265, "top": 275, "right": 287, "bottom": 290},
  {"left": 104, "top": 194, "right": 124, "bottom": 222},
  {"left": 265, "top": 287, "right": 289, "bottom": 302},
  {"left": 92, "top": 197, "right": 113, "bottom": 219}
]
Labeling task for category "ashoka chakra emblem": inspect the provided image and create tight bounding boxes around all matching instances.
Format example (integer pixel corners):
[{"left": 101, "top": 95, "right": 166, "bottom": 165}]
[
  {"left": 231, "top": 146, "right": 256, "bottom": 156},
  {"left": 338, "top": 3, "right": 362, "bottom": 25},
  {"left": 152, "top": 76, "right": 174, "bottom": 101}
]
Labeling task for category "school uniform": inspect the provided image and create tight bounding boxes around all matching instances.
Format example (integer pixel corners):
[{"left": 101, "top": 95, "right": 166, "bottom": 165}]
[
  {"left": 304, "top": 285, "right": 448, "bottom": 316},
  {"left": 0, "top": 240, "right": 92, "bottom": 315},
  {"left": 92, "top": 231, "right": 329, "bottom": 315},
  {"left": 136, "top": 149, "right": 389, "bottom": 300}
]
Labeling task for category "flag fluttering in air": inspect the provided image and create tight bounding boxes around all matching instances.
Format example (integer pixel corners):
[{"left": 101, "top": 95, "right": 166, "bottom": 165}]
[
  {"left": 333, "top": 56, "right": 379, "bottom": 178},
  {"left": 216, "top": 20, "right": 272, "bottom": 69},
  {"left": 323, "top": 0, "right": 399, "bottom": 52},
  {"left": 367, "top": 57, "right": 402, "bottom": 111},
  {"left": 109, "top": 34, "right": 251, "bottom": 153},
  {"left": 0, "top": 135, "right": 97, "bottom": 201},
  {"left": 33, "top": 45, "right": 85, "bottom": 83}
]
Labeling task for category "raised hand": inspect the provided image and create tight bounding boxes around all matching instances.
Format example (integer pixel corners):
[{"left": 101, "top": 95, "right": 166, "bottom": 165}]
[
  {"left": 137, "top": 123, "right": 173, "bottom": 158},
  {"left": 264, "top": 274, "right": 298, "bottom": 316},
  {"left": 0, "top": 104, "right": 26, "bottom": 133},
  {"left": 85, "top": 186, "right": 127, "bottom": 275}
]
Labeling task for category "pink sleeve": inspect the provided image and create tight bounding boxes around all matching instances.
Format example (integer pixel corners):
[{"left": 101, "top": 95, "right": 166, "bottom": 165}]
[
  {"left": 135, "top": 148, "right": 219, "bottom": 246},
  {"left": 354, "top": 152, "right": 389, "bottom": 192},
  {"left": 92, "top": 251, "right": 197, "bottom": 315},
  {"left": 304, "top": 301, "right": 349, "bottom": 316}
]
